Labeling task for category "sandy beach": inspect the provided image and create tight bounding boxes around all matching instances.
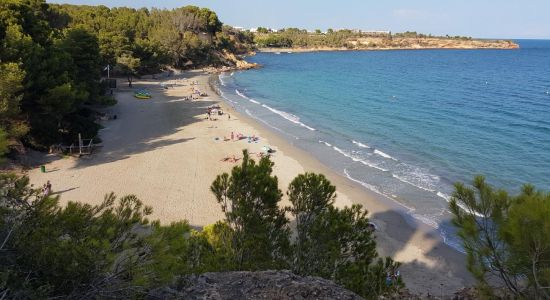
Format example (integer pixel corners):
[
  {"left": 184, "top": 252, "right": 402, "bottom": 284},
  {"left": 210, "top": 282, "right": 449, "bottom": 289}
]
[{"left": 27, "top": 70, "right": 473, "bottom": 295}]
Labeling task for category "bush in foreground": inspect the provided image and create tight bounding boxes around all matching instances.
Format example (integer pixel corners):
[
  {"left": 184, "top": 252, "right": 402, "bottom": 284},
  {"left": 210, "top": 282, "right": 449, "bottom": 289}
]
[{"left": 1, "top": 151, "right": 401, "bottom": 299}]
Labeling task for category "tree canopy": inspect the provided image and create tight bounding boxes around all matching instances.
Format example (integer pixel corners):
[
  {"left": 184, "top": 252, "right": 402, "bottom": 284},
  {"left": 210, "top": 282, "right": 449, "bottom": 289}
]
[
  {"left": 450, "top": 176, "right": 550, "bottom": 299},
  {"left": 0, "top": 1, "right": 253, "bottom": 156}
]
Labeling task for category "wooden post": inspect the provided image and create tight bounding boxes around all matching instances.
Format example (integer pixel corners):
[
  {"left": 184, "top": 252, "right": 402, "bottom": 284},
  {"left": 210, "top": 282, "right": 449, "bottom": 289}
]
[{"left": 78, "top": 133, "right": 83, "bottom": 155}]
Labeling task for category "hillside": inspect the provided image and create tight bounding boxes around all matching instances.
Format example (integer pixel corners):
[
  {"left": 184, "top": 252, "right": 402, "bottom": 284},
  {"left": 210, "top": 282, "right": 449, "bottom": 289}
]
[{"left": 254, "top": 30, "right": 519, "bottom": 52}]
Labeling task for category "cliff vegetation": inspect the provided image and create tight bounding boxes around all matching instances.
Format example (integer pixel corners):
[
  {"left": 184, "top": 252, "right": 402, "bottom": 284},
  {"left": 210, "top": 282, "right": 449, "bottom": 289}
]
[
  {"left": 0, "top": 0, "right": 255, "bottom": 156},
  {"left": 254, "top": 29, "right": 518, "bottom": 51}
]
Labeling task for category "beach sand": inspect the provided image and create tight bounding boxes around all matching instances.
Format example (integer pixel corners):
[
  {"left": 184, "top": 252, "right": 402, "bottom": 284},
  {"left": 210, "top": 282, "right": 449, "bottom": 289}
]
[{"left": 27, "top": 70, "right": 473, "bottom": 295}]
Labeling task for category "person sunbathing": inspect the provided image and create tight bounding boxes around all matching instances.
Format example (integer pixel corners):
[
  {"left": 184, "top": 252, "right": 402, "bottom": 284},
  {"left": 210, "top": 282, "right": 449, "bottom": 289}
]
[{"left": 221, "top": 155, "right": 238, "bottom": 163}]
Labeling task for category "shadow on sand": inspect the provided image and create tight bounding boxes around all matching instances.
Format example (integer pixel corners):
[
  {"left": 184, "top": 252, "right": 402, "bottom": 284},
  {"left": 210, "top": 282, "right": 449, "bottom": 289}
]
[
  {"left": 70, "top": 75, "right": 218, "bottom": 168},
  {"left": 368, "top": 209, "right": 475, "bottom": 297}
]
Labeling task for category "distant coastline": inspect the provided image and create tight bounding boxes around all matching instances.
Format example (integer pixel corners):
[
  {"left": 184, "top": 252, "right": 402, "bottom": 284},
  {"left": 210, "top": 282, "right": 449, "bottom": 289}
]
[{"left": 257, "top": 37, "right": 519, "bottom": 53}]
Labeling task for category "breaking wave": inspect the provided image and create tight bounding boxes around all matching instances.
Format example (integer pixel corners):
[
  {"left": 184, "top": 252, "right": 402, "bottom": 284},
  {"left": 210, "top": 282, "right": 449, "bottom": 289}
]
[
  {"left": 235, "top": 89, "right": 261, "bottom": 104},
  {"left": 352, "top": 140, "right": 371, "bottom": 149},
  {"left": 374, "top": 149, "right": 397, "bottom": 161},
  {"left": 261, "top": 104, "right": 316, "bottom": 131}
]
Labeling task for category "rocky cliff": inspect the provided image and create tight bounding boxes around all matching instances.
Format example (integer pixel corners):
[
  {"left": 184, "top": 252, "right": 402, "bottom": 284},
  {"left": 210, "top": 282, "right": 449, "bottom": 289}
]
[{"left": 215, "top": 50, "right": 259, "bottom": 71}]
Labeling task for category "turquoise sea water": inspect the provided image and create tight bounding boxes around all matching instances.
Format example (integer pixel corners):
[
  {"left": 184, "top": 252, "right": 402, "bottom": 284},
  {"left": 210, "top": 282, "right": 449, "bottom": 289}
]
[{"left": 215, "top": 40, "right": 550, "bottom": 250}]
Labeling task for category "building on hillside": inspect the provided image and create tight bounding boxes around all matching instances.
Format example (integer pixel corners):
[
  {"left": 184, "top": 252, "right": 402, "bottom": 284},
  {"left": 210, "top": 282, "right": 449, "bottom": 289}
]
[{"left": 360, "top": 30, "right": 391, "bottom": 37}]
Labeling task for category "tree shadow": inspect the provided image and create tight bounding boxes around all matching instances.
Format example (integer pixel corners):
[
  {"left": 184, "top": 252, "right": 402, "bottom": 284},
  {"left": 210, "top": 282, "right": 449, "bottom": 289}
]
[
  {"left": 68, "top": 79, "right": 219, "bottom": 168},
  {"left": 369, "top": 209, "right": 475, "bottom": 297},
  {"left": 51, "top": 186, "right": 79, "bottom": 195}
]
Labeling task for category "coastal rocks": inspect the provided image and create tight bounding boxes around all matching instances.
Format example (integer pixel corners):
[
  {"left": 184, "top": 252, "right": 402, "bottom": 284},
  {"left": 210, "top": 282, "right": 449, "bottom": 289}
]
[
  {"left": 214, "top": 50, "right": 259, "bottom": 71},
  {"left": 147, "top": 270, "right": 363, "bottom": 300}
]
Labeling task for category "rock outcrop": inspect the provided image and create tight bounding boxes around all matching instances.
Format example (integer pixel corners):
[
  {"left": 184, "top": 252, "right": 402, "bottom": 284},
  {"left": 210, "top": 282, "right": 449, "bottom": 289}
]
[
  {"left": 216, "top": 50, "right": 259, "bottom": 70},
  {"left": 147, "top": 270, "right": 363, "bottom": 300}
]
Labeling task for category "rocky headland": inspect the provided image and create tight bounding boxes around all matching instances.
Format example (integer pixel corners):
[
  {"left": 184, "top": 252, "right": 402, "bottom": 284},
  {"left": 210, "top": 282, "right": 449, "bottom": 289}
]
[{"left": 259, "top": 37, "right": 519, "bottom": 53}]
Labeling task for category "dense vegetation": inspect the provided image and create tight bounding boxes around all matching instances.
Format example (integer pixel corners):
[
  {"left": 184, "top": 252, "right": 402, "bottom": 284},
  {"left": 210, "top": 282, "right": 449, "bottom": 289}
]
[
  {"left": 1, "top": 0, "right": 106, "bottom": 151},
  {"left": 0, "top": 150, "right": 401, "bottom": 299},
  {"left": 450, "top": 176, "right": 550, "bottom": 299},
  {"left": 0, "top": 0, "right": 253, "bottom": 155},
  {"left": 254, "top": 28, "right": 368, "bottom": 48},
  {"left": 53, "top": 4, "right": 254, "bottom": 70}
]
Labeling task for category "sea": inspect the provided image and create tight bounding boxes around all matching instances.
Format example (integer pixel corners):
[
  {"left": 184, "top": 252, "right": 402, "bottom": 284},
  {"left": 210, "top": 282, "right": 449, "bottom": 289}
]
[{"left": 213, "top": 39, "right": 550, "bottom": 251}]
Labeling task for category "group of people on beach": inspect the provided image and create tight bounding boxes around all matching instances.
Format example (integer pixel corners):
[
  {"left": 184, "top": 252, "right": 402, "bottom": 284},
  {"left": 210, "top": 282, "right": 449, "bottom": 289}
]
[
  {"left": 224, "top": 132, "right": 259, "bottom": 143},
  {"left": 206, "top": 105, "right": 231, "bottom": 121}
]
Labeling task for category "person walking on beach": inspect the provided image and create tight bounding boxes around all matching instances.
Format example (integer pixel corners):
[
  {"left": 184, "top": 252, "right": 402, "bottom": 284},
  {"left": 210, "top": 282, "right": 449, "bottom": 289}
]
[
  {"left": 228, "top": 113, "right": 231, "bottom": 120},
  {"left": 231, "top": 131, "right": 234, "bottom": 140}
]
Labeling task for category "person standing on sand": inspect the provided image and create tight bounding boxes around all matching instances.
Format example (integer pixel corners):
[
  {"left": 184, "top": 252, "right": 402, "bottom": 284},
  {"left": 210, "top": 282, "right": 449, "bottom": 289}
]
[
  {"left": 46, "top": 180, "right": 52, "bottom": 195},
  {"left": 228, "top": 114, "right": 231, "bottom": 120},
  {"left": 42, "top": 184, "right": 48, "bottom": 197},
  {"left": 231, "top": 132, "right": 234, "bottom": 140}
]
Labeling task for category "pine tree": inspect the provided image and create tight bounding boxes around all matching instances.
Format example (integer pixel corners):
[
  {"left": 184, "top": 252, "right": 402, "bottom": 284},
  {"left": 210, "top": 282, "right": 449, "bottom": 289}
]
[{"left": 211, "top": 150, "right": 290, "bottom": 270}]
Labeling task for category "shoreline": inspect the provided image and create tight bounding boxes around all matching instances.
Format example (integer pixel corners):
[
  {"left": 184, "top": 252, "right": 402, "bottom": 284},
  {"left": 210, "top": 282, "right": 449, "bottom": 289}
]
[
  {"left": 207, "top": 73, "right": 475, "bottom": 294},
  {"left": 26, "top": 71, "right": 474, "bottom": 295}
]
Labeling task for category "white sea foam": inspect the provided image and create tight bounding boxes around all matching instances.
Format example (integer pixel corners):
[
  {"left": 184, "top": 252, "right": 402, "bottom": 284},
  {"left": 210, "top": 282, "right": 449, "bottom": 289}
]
[
  {"left": 218, "top": 74, "right": 227, "bottom": 86},
  {"left": 343, "top": 169, "right": 384, "bottom": 197},
  {"left": 411, "top": 214, "right": 440, "bottom": 229},
  {"left": 235, "top": 89, "right": 314, "bottom": 131},
  {"left": 261, "top": 104, "right": 316, "bottom": 131},
  {"left": 392, "top": 174, "right": 437, "bottom": 193},
  {"left": 319, "top": 140, "right": 332, "bottom": 147},
  {"left": 352, "top": 140, "right": 371, "bottom": 149},
  {"left": 374, "top": 149, "right": 397, "bottom": 161},
  {"left": 245, "top": 109, "right": 299, "bottom": 140},
  {"left": 218, "top": 90, "right": 236, "bottom": 104},
  {"left": 235, "top": 89, "right": 249, "bottom": 99},
  {"left": 333, "top": 146, "right": 388, "bottom": 172},
  {"left": 436, "top": 191, "right": 451, "bottom": 201},
  {"left": 437, "top": 192, "right": 484, "bottom": 217},
  {"left": 391, "top": 172, "right": 484, "bottom": 218},
  {"left": 343, "top": 169, "right": 467, "bottom": 251},
  {"left": 440, "top": 230, "right": 467, "bottom": 254},
  {"left": 235, "top": 89, "right": 261, "bottom": 104},
  {"left": 343, "top": 169, "right": 415, "bottom": 212},
  {"left": 357, "top": 159, "right": 389, "bottom": 172}
]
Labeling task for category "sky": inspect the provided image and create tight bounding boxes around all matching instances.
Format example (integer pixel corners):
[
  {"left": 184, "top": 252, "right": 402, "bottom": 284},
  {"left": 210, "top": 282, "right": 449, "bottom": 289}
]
[{"left": 47, "top": 0, "right": 550, "bottom": 39}]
